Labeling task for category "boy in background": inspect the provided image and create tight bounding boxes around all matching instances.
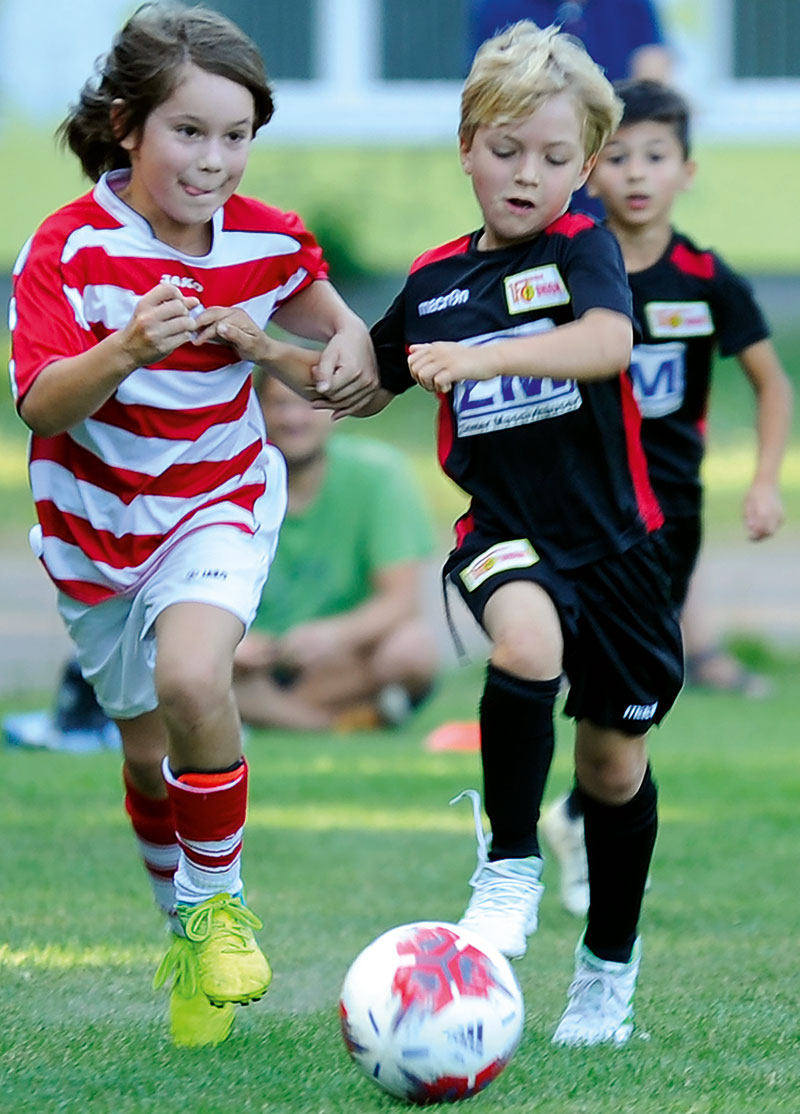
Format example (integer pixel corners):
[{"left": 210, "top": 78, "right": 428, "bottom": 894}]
[{"left": 542, "top": 80, "right": 792, "bottom": 917}]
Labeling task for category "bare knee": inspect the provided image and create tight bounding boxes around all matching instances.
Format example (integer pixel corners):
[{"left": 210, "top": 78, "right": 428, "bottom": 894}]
[
  {"left": 484, "top": 582, "right": 563, "bottom": 681},
  {"left": 156, "top": 654, "right": 231, "bottom": 733},
  {"left": 575, "top": 723, "right": 648, "bottom": 804}
]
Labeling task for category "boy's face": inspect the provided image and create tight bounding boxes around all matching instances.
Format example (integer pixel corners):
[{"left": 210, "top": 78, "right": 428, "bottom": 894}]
[
  {"left": 460, "top": 93, "right": 595, "bottom": 251},
  {"left": 589, "top": 120, "right": 695, "bottom": 231}
]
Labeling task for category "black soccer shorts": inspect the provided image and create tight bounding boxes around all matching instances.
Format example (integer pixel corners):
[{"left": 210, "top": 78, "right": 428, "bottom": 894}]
[{"left": 444, "top": 530, "right": 684, "bottom": 735}]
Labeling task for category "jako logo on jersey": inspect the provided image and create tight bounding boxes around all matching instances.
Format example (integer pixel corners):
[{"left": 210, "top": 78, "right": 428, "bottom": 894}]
[
  {"left": 645, "top": 301, "right": 713, "bottom": 338},
  {"left": 629, "top": 341, "right": 687, "bottom": 418},
  {"left": 162, "top": 274, "right": 204, "bottom": 293},
  {"left": 504, "top": 265, "right": 570, "bottom": 315},
  {"left": 418, "top": 288, "right": 470, "bottom": 316},
  {"left": 460, "top": 539, "right": 539, "bottom": 591},
  {"left": 622, "top": 701, "right": 658, "bottom": 721}
]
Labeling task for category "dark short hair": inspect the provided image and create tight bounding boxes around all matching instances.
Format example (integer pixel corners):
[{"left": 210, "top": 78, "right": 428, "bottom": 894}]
[
  {"left": 613, "top": 79, "right": 691, "bottom": 159},
  {"left": 59, "top": 2, "right": 274, "bottom": 181}
]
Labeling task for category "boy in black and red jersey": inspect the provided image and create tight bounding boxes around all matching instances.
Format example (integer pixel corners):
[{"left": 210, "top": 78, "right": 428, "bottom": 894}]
[
  {"left": 542, "top": 80, "right": 793, "bottom": 920},
  {"left": 347, "top": 21, "right": 684, "bottom": 1047}
]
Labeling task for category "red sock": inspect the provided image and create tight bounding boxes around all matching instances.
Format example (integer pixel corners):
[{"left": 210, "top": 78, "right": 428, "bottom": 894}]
[
  {"left": 123, "top": 765, "right": 179, "bottom": 916},
  {"left": 162, "top": 758, "right": 248, "bottom": 905}
]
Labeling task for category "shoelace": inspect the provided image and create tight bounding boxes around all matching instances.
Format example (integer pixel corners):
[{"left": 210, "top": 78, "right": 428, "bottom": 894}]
[
  {"left": 181, "top": 893, "right": 263, "bottom": 953},
  {"left": 153, "top": 935, "right": 198, "bottom": 997},
  {"left": 450, "top": 788, "right": 490, "bottom": 882},
  {"left": 566, "top": 968, "right": 631, "bottom": 1024}
]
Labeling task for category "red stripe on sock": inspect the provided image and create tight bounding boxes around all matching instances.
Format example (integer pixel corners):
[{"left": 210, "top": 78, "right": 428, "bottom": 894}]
[
  {"left": 166, "top": 760, "right": 248, "bottom": 845},
  {"left": 123, "top": 765, "right": 176, "bottom": 847}
]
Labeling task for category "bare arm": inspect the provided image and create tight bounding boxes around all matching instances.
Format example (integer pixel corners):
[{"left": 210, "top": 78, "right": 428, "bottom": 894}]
[
  {"left": 737, "top": 338, "right": 793, "bottom": 540},
  {"left": 19, "top": 284, "right": 200, "bottom": 437},
  {"left": 407, "top": 309, "right": 633, "bottom": 394}
]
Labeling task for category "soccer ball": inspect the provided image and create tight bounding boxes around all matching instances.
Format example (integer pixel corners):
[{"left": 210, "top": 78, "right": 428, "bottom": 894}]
[{"left": 339, "top": 921, "right": 524, "bottom": 1104}]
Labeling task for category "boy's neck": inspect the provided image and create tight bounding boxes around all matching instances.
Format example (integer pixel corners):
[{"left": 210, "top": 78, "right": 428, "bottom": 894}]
[{"left": 606, "top": 219, "right": 673, "bottom": 274}]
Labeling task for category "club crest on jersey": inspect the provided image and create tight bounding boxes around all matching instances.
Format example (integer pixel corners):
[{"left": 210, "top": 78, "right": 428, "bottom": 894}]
[
  {"left": 629, "top": 341, "right": 687, "bottom": 418},
  {"left": 645, "top": 301, "right": 713, "bottom": 338},
  {"left": 460, "top": 539, "right": 539, "bottom": 591},
  {"left": 504, "top": 265, "right": 569, "bottom": 315}
]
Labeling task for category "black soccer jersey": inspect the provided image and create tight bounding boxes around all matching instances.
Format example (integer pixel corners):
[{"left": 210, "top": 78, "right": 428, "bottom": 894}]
[
  {"left": 627, "top": 229, "right": 770, "bottom": 517},
  {"left": 372, "top": 211, "right": 663, "bottom": 569}
]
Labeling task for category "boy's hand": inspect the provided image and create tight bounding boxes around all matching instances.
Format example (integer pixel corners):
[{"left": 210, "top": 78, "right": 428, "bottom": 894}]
[
  {"left": 192, "top": 306, "right": 272, "bottom": 363},
  {"left": 408, "top": 342, "right": 500, "bottom": 392},
  {"left": 120, "top": 283, "right": 201, "bottom": 368},
  {"left": 311, "top": 323, "right": 378, "bottom": 413},
  {"left": 743, "top": 480, "right": 784, "bottom": 540}
]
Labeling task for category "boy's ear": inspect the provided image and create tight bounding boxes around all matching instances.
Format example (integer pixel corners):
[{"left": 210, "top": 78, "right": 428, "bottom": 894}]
[
  {"left": 575, "top": 153, "right": 598, "bottom": 192},
  {"left": 680, "top": 158, "right": 698, "bottom": 192},
  {"left": 459, "top": 135, "right": 474, "bottom": 175}
]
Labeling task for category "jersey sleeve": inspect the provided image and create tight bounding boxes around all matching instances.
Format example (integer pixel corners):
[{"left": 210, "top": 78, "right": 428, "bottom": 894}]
[
  {"left": 709, "top": 254, "right": 770, "bottom": 357},
  {"left": 371, "top": 286, "right": 415, "bottom": 394},
  {"left": 272, "top": 208, "right": 329, "bottom": 306},
  {"left": 562, "top": 224, "right": 635, "bottom": 323},
  {"left": 9, "top": 223, "right": 95, "bottom": 407}
]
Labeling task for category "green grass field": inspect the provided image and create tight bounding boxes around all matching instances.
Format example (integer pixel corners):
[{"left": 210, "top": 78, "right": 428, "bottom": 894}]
[{"left": 2, "top": 655, "right": 798, "bottom": 1113}]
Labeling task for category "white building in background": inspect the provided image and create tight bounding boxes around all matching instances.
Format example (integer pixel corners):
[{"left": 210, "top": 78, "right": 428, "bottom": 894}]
[{"left": 1, "top": 0, "right": 798, "bottom": 142}]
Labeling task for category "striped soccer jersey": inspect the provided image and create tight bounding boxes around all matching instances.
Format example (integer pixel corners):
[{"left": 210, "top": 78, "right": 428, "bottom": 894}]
[
  {"left": 10, "top": 170, "right": 327, "bottom": 605},
  {"left": 372, "top": 211, "right": 662, "bottom": 569}
]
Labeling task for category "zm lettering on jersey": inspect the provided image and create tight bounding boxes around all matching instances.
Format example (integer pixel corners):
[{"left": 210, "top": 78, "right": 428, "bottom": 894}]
[
  {"left": 460, "top": 539, "right": 539, "bottom": 591},
  {"left": 453, "top": 321, "right": 582, "bottom": 438},
  {"left": 504, "top": 264, "right": 570, "bottom": 315},
  {"left": 644, "top": 301, "right": 713, "bottom": 338},
  {"left": 622, "top": 701, "right": 658, "bottom": 722},
  {"left": 418, "top": 288, "right": 470, "bottom": 316},
  {"left": 629, "top": 341, "right": 687, "bottom": 418}
]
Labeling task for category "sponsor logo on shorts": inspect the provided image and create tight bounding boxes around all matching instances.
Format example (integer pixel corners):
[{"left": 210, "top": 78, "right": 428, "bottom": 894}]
[
  {"left": 622, "top": 701, "right": 658, "bottom": 722},
  {"left": 644, "top": 301, "right": 713, "bottom": 338},
  {"left": 504, "top": 265, "right": 570, "bottom": 315},
  {"left": 417, "top": 288, "right": 470, "bottom": 316},
  {"left": 460, "top": 539, "right": 539, "bottom": 592},
  {"left": 186, "top": 568, "right": 228, "bottom": 581},
  {"left": 161, "top": 273, "right": 204, "bottom": 293}
]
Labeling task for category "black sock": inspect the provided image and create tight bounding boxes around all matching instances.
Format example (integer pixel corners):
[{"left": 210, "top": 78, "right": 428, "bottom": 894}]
[
  {"left": 480, "top": 663, "right": 560, "bottom": 860},
  {"left": 580, "top": 765, "right": 658, "bottom": 964}
]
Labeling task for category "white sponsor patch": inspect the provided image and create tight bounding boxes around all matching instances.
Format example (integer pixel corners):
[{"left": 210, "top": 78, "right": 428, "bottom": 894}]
[
  {"left": 453, "top": 373, "right": 582, "bottom": 437},
  {"left": 645, "top": 301, "right": 713, "bottom": 338},
  {"left": 504, "top": 265, "right": 570, "bottom": 315},
  {"left": 629, "top": 341, "right": 687, "bottom": 418},
  {"left": 460, "top": 539, "right": 539, "bottom": 591}
]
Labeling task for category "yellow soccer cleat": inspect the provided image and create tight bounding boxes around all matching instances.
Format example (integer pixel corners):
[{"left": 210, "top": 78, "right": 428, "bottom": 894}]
[
  {"left": 176, "top": 893, "right": 272, "bottom": 1006},
  {"left": 154, "top": 934, "right": 235, "bottom": 1048}
]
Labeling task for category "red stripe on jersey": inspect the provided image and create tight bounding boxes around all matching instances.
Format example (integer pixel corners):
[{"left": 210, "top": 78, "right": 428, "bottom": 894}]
[
  {"left": 546, "top": 212, "right": 595, "bottom": 238},
  {"left": 455, "top": 509, "right": 476, "bottom": 548},
  {"left": 94, "top": 379, "right": 251, "bottom": 439},
  {"left": 410, "top": 234, "right": 472, "bottom": 275},
  {"left": 620, "top": 375, "right": 664, "bottom": 533},
  {"left": 31, "top": 437, "right": 262, "bottom": 502},
  {"left": 49, "top": 577, "right": 116, "bottom": 605},
  {"left": 669, "top": 242, "right": 715, "bottom": 280},
  {"left": 436, "top": 393, "right": 456, "bottom": 474},
  {"left": 36, "top": 482, "right": 260, "bottom": 570}
]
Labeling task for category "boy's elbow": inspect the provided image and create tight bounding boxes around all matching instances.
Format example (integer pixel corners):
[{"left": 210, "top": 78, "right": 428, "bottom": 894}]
[{"left": 595, "top": 313, "right": 633, "bottom": 375}]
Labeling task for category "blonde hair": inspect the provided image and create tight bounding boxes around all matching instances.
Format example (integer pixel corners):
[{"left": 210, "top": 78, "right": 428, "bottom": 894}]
[{"left": 460, "top": 21, "right": 622, "bottom": 159}]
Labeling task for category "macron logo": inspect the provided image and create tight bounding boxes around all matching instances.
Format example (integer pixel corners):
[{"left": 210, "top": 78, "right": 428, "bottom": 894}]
[
  {"left": 622, "top": 701, "right": 658, "bottom": 722},
  {"left": 418, "top": 288, "right": 470, "bottom": 316},
  {"left": 162, "top": 273, "right": 204, "bottom": 293}
]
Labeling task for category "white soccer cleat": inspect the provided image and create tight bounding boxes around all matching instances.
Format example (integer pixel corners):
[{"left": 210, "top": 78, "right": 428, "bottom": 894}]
[
  {"left": 451, "top": 789, "right": 544, "bottom": 960},
  {"left": 540, "top": 794, "right": 589, "bottom": 918},
  {"left": 552, "top": 937, "right": 641, "bottom": 1047}
]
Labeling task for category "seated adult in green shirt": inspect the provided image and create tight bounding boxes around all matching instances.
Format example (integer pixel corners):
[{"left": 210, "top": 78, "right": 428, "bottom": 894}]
[{"left": 234, "top": 376, "right": 440, "bottom": 730}]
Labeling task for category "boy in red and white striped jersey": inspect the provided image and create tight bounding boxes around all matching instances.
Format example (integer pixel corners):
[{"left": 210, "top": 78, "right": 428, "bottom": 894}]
[{"left": 9, "top": 2, "right": 375, "bottom": 1048}]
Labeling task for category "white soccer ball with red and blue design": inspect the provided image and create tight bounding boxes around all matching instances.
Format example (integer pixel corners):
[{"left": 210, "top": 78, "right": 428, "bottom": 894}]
[{"left": 339, "top": 921, "right": 524, "bottom": 1104}]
